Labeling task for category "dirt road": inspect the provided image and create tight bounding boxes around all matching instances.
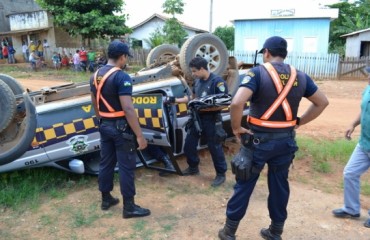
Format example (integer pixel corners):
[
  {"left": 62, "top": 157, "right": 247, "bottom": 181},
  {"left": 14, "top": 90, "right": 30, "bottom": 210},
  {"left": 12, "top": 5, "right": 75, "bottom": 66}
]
[{"left": 1, "top": 78, "right": 370, "bottom": 239}]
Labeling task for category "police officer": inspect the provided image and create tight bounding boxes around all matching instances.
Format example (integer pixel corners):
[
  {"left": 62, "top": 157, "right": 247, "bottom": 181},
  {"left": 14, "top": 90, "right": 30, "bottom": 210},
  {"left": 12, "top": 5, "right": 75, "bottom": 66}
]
[
  {"left": 90, "top": 40, "right": 150, "bottom": 218},
  {"left": 218, "top": 36, "right": 329, "bottom": 239},
  {"left": 170, "top": 57, "right": 228, "bottom": 187}
]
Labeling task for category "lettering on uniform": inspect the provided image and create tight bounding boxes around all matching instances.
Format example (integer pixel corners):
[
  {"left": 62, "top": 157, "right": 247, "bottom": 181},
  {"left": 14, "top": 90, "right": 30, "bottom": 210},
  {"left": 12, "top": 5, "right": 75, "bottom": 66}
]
[
  {"left": 217, "top": 82, "right": 226, "bottom": 92},
  {"left": 133, "top": 96, "right": 157, "bottom": 105},
  {"left": 82, "top": 105, "right": 92, "bottom": 113},
  {"left": 280, "top": 74, "right": 298, "bottom": 87},
  {"left": 96, "top": 76, "right": 103, "bottom": 85}
]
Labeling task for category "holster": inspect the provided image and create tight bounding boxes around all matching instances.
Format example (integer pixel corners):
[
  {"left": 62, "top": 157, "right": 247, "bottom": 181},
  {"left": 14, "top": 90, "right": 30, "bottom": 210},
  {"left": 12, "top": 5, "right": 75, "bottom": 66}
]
[
  {"left": 116, "top": 118, "right": 137, "bottom": 152},
  {"left": 231, "top": 145, "right": 254, "bottom": 181}
]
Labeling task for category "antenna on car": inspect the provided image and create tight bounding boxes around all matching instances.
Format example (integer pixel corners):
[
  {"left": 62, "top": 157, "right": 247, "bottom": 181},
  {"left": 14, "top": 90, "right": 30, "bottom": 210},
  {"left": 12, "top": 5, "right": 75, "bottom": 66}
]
[{"left": 253, "top": 50, "right": 259, "bottom": 67}]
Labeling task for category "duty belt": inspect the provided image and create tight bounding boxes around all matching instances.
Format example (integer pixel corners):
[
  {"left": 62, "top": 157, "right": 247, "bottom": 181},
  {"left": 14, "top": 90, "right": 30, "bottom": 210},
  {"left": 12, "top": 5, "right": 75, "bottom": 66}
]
[{"left": 241, "top": 131, "right": 295, "bottom": 146}]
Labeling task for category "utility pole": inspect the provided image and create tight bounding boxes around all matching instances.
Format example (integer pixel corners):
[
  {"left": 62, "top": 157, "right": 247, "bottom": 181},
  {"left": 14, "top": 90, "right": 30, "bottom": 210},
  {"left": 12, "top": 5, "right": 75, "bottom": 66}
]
[{"left": 209, "top": 0, "right": 213, "bottom": 32}]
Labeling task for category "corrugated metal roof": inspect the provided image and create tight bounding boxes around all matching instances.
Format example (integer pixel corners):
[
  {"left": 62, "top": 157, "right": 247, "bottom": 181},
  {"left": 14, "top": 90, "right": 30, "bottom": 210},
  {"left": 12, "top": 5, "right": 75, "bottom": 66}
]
[{"left": 341, "top": 28, "right": 370, "bottom": 38}]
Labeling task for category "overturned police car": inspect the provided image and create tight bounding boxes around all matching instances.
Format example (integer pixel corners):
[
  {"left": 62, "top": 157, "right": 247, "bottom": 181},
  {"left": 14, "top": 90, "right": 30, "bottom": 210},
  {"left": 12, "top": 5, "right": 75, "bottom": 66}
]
[{"left": 0, "top": 33, "right": 250, "bottom": 175}]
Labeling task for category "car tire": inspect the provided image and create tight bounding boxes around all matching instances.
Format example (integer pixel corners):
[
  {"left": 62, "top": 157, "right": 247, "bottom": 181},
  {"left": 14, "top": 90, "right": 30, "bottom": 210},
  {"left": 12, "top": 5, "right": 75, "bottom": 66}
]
[
  {"left": 146, "top": 44, "right": 180, "bottom": 67},
  {"left": 179, "top": 33, "right": 228, "bottom": 85},
  {"left": 0, "top": 74, "right": 25, "bottom": 95},
  {"left": 0, "top": 79, "right": 16, "bottom": 132}
]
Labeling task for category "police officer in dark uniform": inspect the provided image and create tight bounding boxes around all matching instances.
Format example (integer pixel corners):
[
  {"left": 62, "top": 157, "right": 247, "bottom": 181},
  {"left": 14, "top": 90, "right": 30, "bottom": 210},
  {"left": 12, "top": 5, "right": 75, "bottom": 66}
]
[
  {"left": 90, "top": 40, "right": 150, "bottom": 218},
  {"left": 170, "top": 57, "right": 228, "bottom": 187},
  {"left": 218, "top": 36, "right": 329, "bottom": 239}
]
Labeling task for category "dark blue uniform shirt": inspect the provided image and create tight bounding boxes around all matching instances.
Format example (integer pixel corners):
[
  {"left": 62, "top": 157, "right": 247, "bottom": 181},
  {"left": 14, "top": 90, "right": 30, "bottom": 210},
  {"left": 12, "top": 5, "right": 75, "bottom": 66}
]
[{"left": 90, "top": 65, "right": 132, "bottom": 119}]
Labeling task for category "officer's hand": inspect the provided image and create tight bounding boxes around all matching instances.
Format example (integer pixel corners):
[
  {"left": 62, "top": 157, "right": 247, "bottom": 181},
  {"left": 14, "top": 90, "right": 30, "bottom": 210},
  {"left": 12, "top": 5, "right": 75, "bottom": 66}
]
[
  {"left": 345, "top": 126, "right": 355, "bottom": 140},
  {"left": 232, "top": 127, "right": 251, "bottom": 142},
  {"left": 136, "top": 136, "right": 147, "bottom": 150}
]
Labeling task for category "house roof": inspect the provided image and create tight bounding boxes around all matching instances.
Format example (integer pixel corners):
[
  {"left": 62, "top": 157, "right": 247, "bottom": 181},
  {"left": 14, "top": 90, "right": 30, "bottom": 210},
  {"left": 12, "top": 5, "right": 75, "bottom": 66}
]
[
  {"left": 131, "top": 13, "right": 207, "bottom": 33},
  {"left": 341, "top": 28, "right": 370, "bottom": 38}
]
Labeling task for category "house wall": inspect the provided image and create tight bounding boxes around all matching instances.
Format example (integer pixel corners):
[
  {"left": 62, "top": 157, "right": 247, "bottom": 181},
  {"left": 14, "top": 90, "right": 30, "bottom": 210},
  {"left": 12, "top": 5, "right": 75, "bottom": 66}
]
[
  {"left": 9, "top": 11, "right": 50, "bottom": 30},
  {"left": 0, "top": 0, "right": 41, "bottom": 32},
  {"left": 234, "top": 18, "right": 331, "bottom": 53},
  {"left": 130, "top": 17, "right": 197, "bottom": 49},
  {"left": 345, "top": 31, "right": 370, "bottom": 57}
]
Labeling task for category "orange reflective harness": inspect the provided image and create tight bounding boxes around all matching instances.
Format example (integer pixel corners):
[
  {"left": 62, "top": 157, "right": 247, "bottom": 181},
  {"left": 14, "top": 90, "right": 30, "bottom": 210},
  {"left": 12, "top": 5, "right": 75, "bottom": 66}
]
[
  {"left": 247, "top": 62, "right": 297, "bottom": 128},
  {"left": 93, "top": 67, "right": 125, "bottom": 118}
]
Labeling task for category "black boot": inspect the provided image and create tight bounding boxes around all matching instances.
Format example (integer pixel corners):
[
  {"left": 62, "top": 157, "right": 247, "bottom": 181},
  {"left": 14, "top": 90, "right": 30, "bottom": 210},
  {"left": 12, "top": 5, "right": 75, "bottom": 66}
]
[
  {"left": 182, "top": 166, "right": 200, "bottom": 176},
  {"left": 260, "top": 221, "right": 284, "bottom": 240},
  {"left": 212, "top": 173, "right": 226, "bottom": 187},
  {"left": 218, "top": 218, "right": 240, "bottom": 240},
  {"left": 123, "top": 197, "right": 151, "bottom": 218},
  {"left": 159, "top": 155, "right": 175, "bottom": 176},
  {"left": 101, "top": 192, "right": 119, "bottom": 210}
]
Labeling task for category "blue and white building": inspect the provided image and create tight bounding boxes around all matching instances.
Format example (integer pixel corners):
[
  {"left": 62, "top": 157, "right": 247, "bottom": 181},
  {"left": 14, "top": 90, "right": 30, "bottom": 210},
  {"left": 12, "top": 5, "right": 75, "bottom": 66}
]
[{"left": 233, "top": 7, "right": 338, "bottom": 54}]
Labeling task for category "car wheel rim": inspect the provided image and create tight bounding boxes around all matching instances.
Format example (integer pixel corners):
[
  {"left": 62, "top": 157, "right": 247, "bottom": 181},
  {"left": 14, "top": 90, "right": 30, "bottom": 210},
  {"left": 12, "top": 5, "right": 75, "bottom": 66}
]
[{"left": 195, "top": 44, "right": 221, "bottom": 71}]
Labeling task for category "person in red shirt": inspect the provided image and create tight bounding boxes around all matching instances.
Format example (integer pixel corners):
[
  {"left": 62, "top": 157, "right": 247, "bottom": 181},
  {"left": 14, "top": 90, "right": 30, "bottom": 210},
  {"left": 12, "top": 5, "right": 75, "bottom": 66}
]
[
  {"left": 61, "top": 55, "right": 69, "bottom": 67},
  {"left": 2, "top": 44, "right": 8, "bottom": 60},
  {"left": 79, "top": 48, "right": 88, "bottom": 71}
]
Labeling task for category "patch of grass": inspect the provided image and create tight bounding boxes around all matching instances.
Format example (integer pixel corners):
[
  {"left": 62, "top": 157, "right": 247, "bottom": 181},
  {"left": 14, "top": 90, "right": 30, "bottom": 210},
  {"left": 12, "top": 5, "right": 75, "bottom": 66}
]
[
  {"left": 130, "top": 219, "right": 155, "bottom": 240},
  {"left": 71, "top": 208, "right": 99, "bottom": 228},
  {"left": 39, "top": 214, "right": 53, "bottom": 226},
  {"left": 296, "top": 136, "right": 357, "bottom": 173},
  {"left": 0, "top": 168, "right": 94, "bottom": 211}
]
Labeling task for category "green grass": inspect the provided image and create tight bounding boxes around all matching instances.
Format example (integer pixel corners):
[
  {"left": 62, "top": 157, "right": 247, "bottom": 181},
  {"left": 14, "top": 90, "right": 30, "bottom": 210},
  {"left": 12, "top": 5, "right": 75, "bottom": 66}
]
[
  {"left": 0, "top": 168, "right": 94, "bottom": 211},
  {"left": 295, "top": 136, "right": 357, "bottom": 173},
  {"left": 0, "top": 64, "right": 145, "bottom": 83}
]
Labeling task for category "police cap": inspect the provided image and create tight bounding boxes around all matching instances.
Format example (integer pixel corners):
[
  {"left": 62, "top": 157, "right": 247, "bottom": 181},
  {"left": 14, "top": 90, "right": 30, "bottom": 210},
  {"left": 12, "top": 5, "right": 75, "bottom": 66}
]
[
  {"left": 108, "top": 40, "right": 133, "bottom": 59},
  {"left": 258, "top": 36, "right": 288, "bottom": 54}
]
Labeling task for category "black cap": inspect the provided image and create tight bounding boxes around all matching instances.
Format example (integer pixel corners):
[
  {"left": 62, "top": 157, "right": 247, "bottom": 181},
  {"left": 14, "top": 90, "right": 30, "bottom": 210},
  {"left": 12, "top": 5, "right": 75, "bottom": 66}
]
[
  {"left": 258, "top": 36, "right": 288, "bottom": 54},
  {"left": 108, "top": 40, "right": 133, "bottom": 59}
]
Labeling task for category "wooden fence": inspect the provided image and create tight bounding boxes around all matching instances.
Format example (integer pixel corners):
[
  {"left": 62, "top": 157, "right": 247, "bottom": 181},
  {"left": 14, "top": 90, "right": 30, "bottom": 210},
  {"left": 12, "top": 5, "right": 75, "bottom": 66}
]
[
  {"left": 229, "top": 51, "right": 340, "bottom": 79},
  {"left": 49, "top": 47, "right": 369, "bottom": 80},
  {"left": 338, "top": 57, "right": 370, "bottom": 79}
]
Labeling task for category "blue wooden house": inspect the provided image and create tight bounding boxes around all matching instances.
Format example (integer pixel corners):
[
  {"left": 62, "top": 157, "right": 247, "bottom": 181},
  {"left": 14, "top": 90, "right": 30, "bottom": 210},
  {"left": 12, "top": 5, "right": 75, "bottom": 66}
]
[{"left": 233, "top": 7, "right": 338, "bottom": 54}]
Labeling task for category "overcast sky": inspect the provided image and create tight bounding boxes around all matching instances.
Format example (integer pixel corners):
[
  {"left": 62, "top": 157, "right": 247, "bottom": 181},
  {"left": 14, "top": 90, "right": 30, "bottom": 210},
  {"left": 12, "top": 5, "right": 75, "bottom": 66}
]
[{"left": 124, "top": 0, "right": 343, "bottom": 31}]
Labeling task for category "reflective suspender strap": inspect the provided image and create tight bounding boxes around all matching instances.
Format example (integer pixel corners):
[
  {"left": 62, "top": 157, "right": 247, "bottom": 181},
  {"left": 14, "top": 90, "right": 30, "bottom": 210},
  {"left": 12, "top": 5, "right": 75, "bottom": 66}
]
[
  {"left": 247, "top": 63, "right": 297, "bottom": 128},
  {"left": 93, "top": 67, "right": 126, "bottom": 118},
  {"left": 261, "top": 62, "right": 297, "bottom": 121}
]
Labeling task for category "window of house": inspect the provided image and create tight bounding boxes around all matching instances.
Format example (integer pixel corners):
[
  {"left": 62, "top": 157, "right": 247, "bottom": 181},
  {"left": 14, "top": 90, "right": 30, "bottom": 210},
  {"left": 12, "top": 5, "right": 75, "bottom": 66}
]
[
  {"left": 244, "top": 38, "right": 258, "bottom": 52},
  {"left": 303, "top": 37, "right": 317, "bottom": 53}
]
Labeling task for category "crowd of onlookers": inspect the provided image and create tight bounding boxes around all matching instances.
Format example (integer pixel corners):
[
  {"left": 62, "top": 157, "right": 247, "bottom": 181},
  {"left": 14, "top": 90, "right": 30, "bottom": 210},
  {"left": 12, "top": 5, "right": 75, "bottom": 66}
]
[{"left": 0, "top": 37, "right": 107, "bottom": 71}]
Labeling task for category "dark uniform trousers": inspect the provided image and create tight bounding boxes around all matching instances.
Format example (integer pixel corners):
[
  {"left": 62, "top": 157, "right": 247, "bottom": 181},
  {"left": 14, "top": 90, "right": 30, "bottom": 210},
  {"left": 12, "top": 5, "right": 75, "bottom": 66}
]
[
  {"left": 146, "top": 144, "right": 166, "bottom": 160},
  {"left": 226, "top": 135, "right": 298, "bottom": 223},
  {"left": 184, "top": 114, "right": 227, "bottom": 174},
  {"left": 98, "top": 119, "right": 136, "bottom": 198}
]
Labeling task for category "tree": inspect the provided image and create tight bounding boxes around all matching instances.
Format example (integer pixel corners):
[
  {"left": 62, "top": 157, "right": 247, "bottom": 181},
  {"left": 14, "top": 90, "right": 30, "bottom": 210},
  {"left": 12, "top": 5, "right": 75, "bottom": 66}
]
[
  {"left": 143, "top": 27, "right": 166, "bottom": 48},
  {"left": 213, "top": 26, "right": 235, "bottom": 50},
  {"left": 328, "top": 0, "right": 370, "bottom": 55},
  {"left": 36, "top": 0, "right": 131, "bottom": 46},
  {"left": 162, "top": 0, "right": 188, "bottom": 47}
]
